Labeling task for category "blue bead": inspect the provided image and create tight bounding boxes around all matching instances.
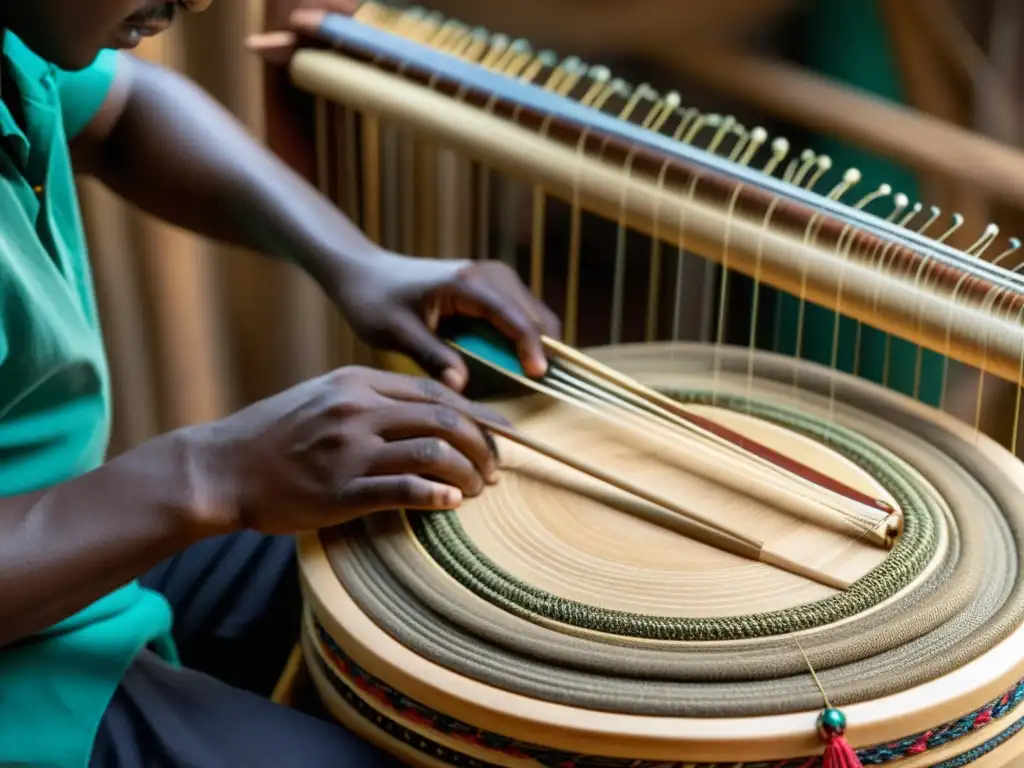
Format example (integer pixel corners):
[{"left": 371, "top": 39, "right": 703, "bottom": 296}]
[{"left": 818, "top": 708, "right": 847, "bottom": 737}]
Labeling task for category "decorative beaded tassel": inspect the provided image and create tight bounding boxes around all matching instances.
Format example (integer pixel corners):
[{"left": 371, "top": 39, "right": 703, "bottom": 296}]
[
  {"left": 793, "top": 637, "right": 863, "bottom": 768},
  {"left": 817, "top": 708, "right": 863, "bottom": 768}
]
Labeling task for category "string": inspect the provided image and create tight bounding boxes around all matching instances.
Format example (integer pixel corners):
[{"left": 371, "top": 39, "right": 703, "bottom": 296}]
[
  {"left": 678, "top": 117, "right": 724, "bottom": 344},
  {"left": 608, "top": 86, "right": 651, "bottom": 344},
  {"left": 826, "top": 224, "right": 857, "bottom": 423},
  {"left": 782, "top": 489, "right": 913, "bottom": 749},
  {"left": 788, "top": 494, "right": 903, "bottom": 697},
  {"left": 741, "top": 126, "right": 770, "bottom": 409},
  {"left": 646, "top": 106, "right": 685, "bottom": 343},
  {"left": 564, "top": 128, "right": 586, "bottom": 345},
  {"left": 877, "top": 195, "right": 915, "bottom": 392},
  {"left": 791, "top": 170, "right": 835, "bottom": 396},
  {"left": 939, "top": 255, "right": 983, "bottom": 416},
  {"left": 383, "top": 9, "right": 459, "bottom": 265},
  {"left": 516, "top": 50, "right": 562, "bottom": 299},
  {"left": 666, "top": 110, "right": 703, "bottom": 345},
  {"left": 874, "top": 241, "right": 900, "bottom": 389},
  {"left": 534, "top": 360, "right": 892, "bottom": 538},
  {"left": 672, "top": 168, "right": 703, "bottom": 344},
  {"left": 898, "top": 201, "right": 923, "bottom": 228},
  {"left": 909, "top": 204, "right": 943, "bottom": 409},
  {"left": 1011, "top": 300, "right": 1024, "bottom": 457},
  {"left": 767, "top": 139, "right": 793, "bottom": 357},
  {"left": 746, "top": 156, "right": 781, "bottom": 414},
  {"left": 445, "top": 23, "right": 491, "bottom": 261},
  {"left": 477, "top": 28, "right": 526, "bottom": 271},
  {"left": 911, "top": 247, "right": 941, "bottom": 403},
  {"left": 713, "top": 182, "right": 744, "bottom": 407},
  {"left": 486, "top": 43, "right": 535, "bottom": 269},
  {"left": 623, "top": 88, "right": 682, "bottom": 353},
  {"left": 792, "top": 634, "right": 833, "bottom": 710},
  {"left": 973, "top": 286, "right": 1008, "bottom": 446},
  {"left": 464, "top": 34, "right": 492, "bottom": 262},
  {"left": 964, "top": 233, "right": 1007, "bottom": 447},
  {"left": 838, "top": 184, "right": 889, "bottom": 380}
]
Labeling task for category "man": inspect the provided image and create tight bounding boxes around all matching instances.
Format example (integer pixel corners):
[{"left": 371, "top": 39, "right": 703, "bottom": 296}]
[{"left": 0, "top": 0, "right": 559, "bottom": 766}]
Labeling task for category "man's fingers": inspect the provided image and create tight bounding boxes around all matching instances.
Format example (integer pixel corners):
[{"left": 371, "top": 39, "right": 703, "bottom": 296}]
[
  {"left": 450, "top": 283, "right": 548, "bottom": 379},
  {"left": 386, "top": 313, "right": 470, "bottom": 391},
  {"left": 337, "top": 476, "right": 462, "bottom": 515},
  {"left": 368, "top": 438, "right": 485, "bottom": 497},
  {"left": 441, "top": 261, "right": 552, "bottom": 379},
  {"left": 367, "top": 370, "right": 512, "bottom": 429},
  {"left": 370, "top": 401, "right": 499, "bottom": 482},
  {"left": 244, "top": 31, "right": 298, "bottom": 65}
]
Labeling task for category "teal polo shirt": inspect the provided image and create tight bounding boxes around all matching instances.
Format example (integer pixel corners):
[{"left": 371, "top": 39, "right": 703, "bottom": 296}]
[{"left": 0, "top": 32, "right": 176, "bottom": 767}]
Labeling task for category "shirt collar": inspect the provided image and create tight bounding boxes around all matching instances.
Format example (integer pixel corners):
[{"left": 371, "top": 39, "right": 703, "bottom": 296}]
[
  {"left": 0, "top": 30, "right": 16, "bottom": 142},
  {"left": 0, "top": 30, "right": 56, "bottom": 165}
]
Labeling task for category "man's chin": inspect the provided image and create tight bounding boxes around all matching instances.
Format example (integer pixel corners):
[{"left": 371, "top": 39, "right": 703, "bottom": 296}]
[
  {"left": 109, "top": 21, "right": 171, "bottom": 52},
  {"left": 110, "top": 26, "right": 144, "bottom": 50}
]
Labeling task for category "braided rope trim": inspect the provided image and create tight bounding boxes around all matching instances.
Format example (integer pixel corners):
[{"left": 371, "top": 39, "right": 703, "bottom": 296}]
[
  {"left": 412, "top": 391, "right": 939, "bottom": 641},
  {"left": 311, "top": 619, "right": 1024, "bottom": 767}
]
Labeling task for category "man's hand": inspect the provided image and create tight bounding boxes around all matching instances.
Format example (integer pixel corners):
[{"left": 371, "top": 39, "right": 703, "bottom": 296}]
[
  {"left": 329, "top": 252, "right": 560, "bottom": 391},
  {"left": 249, "top": 0, "right": 360, "bottom": 63},
  {"left": 0, "top": 365, "right": 509, "bottom": 645},
  {"left": 186, "top": 367, "right": 506, "bottom": 535}
]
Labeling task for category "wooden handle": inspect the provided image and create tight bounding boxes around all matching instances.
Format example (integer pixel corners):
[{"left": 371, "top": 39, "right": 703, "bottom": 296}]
[
  {"left": 475, "top": 416, "right": 850, "bottom": 590},
  {"left": 478, "top": 417, "right": 762, "bottom": 549},
  {"left": 540, "top": 338, "right": 896, "bottom": 548}
]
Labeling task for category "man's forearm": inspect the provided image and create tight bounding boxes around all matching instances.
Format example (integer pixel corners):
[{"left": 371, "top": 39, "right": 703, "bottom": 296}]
[
  {"left": 0, "top": 432, "right": 210, "bottom": 648},
  {"left": 79, "top": 57, "right": 375, "bottom": 289}
]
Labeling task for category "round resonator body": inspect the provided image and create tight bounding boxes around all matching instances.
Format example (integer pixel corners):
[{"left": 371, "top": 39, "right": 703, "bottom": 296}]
[{"left": 301, "top": 343, "right": 1024, "bottom": 767}]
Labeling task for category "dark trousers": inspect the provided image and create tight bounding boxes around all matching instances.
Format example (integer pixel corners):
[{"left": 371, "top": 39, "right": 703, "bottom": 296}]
[{"left": 89, "top": 532, "right": 407, "bottom": 767}]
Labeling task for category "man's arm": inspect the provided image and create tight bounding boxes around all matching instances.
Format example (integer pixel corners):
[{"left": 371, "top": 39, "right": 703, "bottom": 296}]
[
  {"left": 0, "top": 433, "right": 207, "bottom": 647},
  {"left": 0, "top": 364, "right": 507, "bottom": 649},
  {"left": 70, "top": 54, "right": 375, "bottom": 291},
  {"left": 69, "top": 53, "right": 557, "bottom": 383}
]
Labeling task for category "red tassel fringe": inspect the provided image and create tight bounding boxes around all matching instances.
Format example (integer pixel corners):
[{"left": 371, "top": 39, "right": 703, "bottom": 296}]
[{"left": 822, "top": 733, "right": 863, "bottom": 768}]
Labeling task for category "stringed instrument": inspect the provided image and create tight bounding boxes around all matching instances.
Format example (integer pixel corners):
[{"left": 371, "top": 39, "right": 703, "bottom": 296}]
[{"left": 254, "top": 4, "right": 1024, "bottom": 765}]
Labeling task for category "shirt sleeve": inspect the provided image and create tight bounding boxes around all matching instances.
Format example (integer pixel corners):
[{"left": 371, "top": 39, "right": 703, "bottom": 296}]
[{"left": 53, "top": 49, "right": 122, "bottom": 140}]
